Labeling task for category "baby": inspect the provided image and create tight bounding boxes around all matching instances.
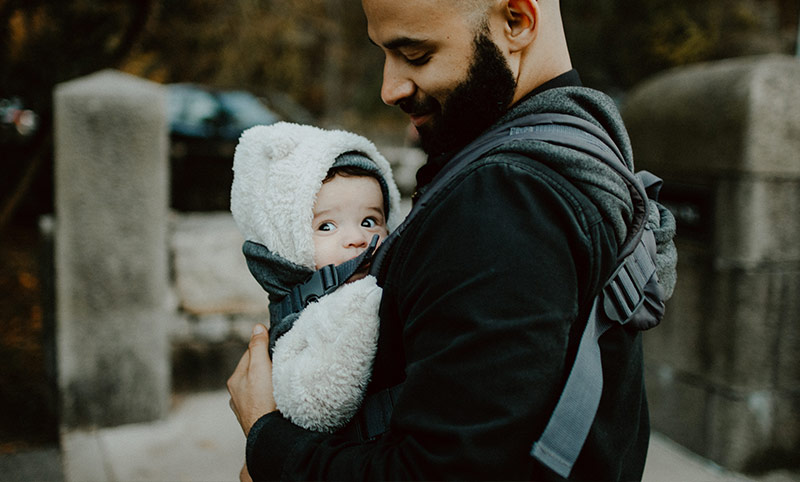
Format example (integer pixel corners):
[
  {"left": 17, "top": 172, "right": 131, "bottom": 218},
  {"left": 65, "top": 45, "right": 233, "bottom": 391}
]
[{"left": 230, "top": 122, "right": 402, "bottom": 432}]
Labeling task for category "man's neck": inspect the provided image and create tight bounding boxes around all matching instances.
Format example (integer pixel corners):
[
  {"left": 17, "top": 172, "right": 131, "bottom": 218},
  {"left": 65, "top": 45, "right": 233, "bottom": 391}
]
[{"left": 510, "top": 69, "right": 582, "bottom": 110}]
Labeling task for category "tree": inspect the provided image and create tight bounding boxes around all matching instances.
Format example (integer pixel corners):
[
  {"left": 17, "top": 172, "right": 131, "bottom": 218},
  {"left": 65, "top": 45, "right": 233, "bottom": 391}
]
[
  {"left": 0, "top": 0, "right": 152, "bottom": 231},
  {"left": 563, "top": 0, "right": 799, "bottom": 94}
]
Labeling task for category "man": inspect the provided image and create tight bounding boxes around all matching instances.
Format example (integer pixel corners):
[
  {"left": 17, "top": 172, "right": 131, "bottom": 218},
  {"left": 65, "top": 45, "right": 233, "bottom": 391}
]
[{"left": 229, "top": 0, "right": 670, "bottom": 479}]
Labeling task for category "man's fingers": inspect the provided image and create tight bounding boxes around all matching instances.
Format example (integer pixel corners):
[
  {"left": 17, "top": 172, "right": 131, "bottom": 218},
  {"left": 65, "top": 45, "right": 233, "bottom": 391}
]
[
  {"left": 248, "top": 323, "right": 269, "bottom": 371},
  {"left": 231, "top": 347, "right": 250, "bottom": 380},
  {"left": 240, "top": 462, "right": 253, "bottom": 482},
  {"left": 227, "top": 322, "right": 277, "bottom": 435}
]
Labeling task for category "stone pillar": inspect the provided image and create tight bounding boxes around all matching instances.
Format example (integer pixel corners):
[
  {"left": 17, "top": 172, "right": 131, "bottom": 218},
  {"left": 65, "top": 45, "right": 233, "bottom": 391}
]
[
  {"left": 54, "top": 70, "right": 170, "bottom": 428},
  {"left": 622, "top": 55, "right": 800, "bottom": 472}
]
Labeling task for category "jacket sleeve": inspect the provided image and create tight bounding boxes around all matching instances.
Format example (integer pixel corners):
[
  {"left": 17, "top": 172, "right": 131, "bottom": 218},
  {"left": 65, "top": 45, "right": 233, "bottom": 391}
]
[{"left": 246, "top": 159, "right": 617, "bottom": 480}]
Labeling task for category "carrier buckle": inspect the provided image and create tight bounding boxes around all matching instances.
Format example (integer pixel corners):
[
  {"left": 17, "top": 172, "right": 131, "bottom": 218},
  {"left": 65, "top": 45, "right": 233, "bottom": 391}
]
[
  {"left": 295, "top": 264, "right": 339, "bottom": 306},
  {"left": 602, "top": 240, "right": 655, "bottom": 325}
]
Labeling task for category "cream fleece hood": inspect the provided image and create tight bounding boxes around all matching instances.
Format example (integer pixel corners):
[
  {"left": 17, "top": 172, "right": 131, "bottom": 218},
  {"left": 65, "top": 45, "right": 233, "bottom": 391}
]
[{"left": 231, "top": 122, "right": 402, "bottom": 270}]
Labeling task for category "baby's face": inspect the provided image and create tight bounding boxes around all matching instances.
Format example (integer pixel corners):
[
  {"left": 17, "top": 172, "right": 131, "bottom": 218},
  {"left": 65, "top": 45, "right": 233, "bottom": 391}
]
[{"left": 312, "top": 174, "right": 388, "bottom": 277}]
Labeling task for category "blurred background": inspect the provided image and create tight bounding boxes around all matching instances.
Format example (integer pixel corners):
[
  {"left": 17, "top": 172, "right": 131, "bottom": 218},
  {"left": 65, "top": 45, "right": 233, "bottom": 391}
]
[{"left": 1, "top": 0, "right": 799, "bottom": 473}]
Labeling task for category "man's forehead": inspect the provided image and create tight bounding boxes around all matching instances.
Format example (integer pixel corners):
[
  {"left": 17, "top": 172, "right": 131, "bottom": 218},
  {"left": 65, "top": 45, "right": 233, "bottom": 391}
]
[{"left": 363, "top": 0, "right": 472, "bottom": 46}]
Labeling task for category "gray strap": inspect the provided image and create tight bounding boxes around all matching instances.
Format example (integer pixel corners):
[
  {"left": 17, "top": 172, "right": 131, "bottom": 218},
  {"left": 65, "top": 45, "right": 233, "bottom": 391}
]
[
  {"left": 530, "top": 235, "right": 658, "bottom": 477},
  {"left": 351, "top": 384, "right": 403, "bottom": 441},
  {"left": 530, "top": 297, "right": 611, "bottom": 478},
  {"left": 372, "top": 113, "right": 637, "bottom": 277}
]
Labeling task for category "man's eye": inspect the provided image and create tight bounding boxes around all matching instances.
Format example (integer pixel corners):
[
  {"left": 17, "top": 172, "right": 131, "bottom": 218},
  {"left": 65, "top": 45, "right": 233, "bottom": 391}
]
[
  {"left": 318, "top": 222, "right": 335, "bottom": 232},
  {"left": 361, "top": 217, "right": 377, "bottom": 228},
  {"left": 407, "top": 54, "right": 430, "bottom": 66}
]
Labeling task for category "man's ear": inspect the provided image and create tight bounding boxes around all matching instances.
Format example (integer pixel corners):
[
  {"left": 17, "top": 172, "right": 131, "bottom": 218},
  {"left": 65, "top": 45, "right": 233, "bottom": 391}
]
[{"left": 502, "top": 0, "right": 538, "bottom": 52}]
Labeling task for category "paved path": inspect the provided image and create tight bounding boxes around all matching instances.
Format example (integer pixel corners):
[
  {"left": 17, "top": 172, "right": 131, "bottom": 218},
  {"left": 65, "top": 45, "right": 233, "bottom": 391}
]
[{"left": 3, "top": 389, "right": 797, "bottom": 481}]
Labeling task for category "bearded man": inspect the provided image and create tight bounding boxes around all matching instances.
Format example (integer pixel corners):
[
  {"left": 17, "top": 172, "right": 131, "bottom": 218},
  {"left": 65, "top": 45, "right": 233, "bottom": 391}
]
[{"left": 228, "top": 1, "right": 664, "bottom": 479}]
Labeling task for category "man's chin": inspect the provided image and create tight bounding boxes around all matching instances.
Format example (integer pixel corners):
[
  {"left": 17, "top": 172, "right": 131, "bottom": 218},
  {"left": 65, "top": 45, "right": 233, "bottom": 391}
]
[{"left": 417, "top": 125, "right": 449, "bottom": 156}]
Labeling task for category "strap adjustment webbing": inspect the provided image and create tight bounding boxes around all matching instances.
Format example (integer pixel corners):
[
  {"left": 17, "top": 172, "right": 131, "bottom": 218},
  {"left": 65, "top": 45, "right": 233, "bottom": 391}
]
[{"left": 603, "top": 234, "right": 656, "bottom": 324}]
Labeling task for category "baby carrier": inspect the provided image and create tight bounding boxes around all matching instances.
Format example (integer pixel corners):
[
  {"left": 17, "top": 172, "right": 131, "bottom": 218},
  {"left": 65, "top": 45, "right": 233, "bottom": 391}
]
[{"left": 280, "top": 113, "right": 674, "bottom": 478}]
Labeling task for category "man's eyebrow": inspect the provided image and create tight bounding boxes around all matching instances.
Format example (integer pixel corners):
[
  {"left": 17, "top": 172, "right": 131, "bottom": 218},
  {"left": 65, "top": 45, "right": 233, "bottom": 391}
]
[{"left": 370, "top": 36, "right": 430, "bottom": 51}]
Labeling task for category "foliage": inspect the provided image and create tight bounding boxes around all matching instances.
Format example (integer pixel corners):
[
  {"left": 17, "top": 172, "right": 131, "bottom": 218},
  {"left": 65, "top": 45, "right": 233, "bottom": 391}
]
[
  {"left": 0, "top": 0, "right": 151, "bottom": 115},
  {"left": 563, "top": 0, "right": 798, "bottom": 93},
  {"left": 122, "top": 0, "right": 387, "bottom": 123},
  {"left": 0, "top": 0, "right": 797, "bottom": 227},
  {"left": 0, "top": 0, "right": 152, "bottom": 230}
]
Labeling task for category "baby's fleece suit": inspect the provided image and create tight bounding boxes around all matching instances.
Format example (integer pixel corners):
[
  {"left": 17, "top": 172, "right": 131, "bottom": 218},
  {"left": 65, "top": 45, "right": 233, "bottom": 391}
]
[{"left": 230, "top": 122, "right": 402, "bottom": 432}]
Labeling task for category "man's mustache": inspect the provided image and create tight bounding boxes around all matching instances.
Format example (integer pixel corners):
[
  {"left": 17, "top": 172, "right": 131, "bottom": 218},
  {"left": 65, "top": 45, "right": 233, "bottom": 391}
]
[{"left": 399, "top": 97, "right": 438, "bottom": 116}]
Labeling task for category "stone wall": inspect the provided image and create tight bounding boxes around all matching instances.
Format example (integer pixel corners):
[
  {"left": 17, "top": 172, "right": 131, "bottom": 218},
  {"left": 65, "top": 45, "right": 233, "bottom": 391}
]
[
  {"left": 622, "top": 54, "right": 800, "bottom": 472},
  {"left": 168, "top": 212, "right": 267, "bottom": 391}
]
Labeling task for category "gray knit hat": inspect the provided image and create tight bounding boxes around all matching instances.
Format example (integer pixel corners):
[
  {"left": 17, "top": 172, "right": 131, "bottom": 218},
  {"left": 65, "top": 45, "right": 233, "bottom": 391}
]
[{"left": 331, "top": 151, "right": 392, "bottom": 219}]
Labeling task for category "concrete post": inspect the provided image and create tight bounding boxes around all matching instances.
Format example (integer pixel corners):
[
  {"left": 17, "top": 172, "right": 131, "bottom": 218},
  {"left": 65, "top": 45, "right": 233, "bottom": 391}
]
[
  {"left": 54, "top": 70, "right": 170, "bottom": 428},
  {"left": 622, "top": 55, "right": 800, "bottom": 472}
]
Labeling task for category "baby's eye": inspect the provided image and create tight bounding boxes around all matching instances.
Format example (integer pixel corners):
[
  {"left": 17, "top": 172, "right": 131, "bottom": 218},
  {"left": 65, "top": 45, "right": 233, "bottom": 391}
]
[
  {"left": 318, "top": 222, "right": 336, "bottom": 232},
  {"left": 361, "top": 217, "right": 377, "bottom": 228}
]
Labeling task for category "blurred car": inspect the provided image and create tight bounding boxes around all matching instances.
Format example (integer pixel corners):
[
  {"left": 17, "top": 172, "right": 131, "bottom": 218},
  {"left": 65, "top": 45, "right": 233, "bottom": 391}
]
[
  {"left": 167, "top": 83, "right": 280, "bottom": 160},
  {"left": 167, "top": 84, "right": 307, "bottom": 211}
]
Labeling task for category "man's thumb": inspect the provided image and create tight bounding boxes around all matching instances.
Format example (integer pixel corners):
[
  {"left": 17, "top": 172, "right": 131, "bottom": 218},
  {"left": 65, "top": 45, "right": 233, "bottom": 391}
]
[{"left": 248, "top": 323, "right": 269, "bottom": 366}]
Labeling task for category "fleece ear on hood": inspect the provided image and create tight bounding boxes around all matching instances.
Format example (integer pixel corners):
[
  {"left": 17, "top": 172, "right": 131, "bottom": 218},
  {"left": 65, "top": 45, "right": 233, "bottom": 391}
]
[{"left": 231, "top": 122, "right": 402, "bottom": 270}]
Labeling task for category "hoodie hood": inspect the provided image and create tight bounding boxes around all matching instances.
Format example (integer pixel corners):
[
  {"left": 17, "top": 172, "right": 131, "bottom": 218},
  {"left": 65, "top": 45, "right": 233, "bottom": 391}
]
[
  {"left": 231, "top": 122, "right": 402, "bottom": 272},
  {"left": 492, "top": 86, "right": 636, "bottom": 247},
  {"left": 491, "top": 86, "right": 676, "bottom": 299}
]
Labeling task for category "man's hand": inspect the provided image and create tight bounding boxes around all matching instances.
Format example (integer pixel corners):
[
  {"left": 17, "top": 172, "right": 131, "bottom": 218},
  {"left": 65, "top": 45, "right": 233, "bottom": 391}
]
[
  {"left": 239, "top": 462, "right": 253, "bottom": 482},
  {"left": 227, "top": 323, "right": 277, "bottom": 436}
]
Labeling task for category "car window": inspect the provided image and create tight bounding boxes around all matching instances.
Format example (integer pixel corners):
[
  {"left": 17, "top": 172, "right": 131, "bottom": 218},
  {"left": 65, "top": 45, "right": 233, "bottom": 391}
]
[
  {"left": 217, "top": 91, "right": 278, "bottom": 130},
  {"left": 170, "top": 87, "right": 218, "bottom": 125}
]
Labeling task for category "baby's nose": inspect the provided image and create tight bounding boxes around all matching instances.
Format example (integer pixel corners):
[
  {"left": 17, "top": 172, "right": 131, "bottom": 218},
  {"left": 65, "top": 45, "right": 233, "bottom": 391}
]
[{"left": 344, "top": 228, "right": 369, "bottom": 248}]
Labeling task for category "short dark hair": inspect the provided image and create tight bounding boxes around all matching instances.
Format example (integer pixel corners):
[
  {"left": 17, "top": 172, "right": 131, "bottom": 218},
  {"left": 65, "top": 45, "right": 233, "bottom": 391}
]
[{"left": 323, "top": 165, "right": 382, "bottom": 184}]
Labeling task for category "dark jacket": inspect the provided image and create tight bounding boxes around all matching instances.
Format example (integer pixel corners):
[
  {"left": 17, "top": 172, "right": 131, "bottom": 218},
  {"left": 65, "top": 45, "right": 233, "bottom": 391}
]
[{"left": 246, "top": 72, "right": 650, "bottom": 481}]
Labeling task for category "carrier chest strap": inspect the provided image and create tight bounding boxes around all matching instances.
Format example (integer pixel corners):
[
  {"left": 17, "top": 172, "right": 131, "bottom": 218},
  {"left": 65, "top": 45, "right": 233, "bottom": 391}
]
[{"left": 273, "top": 234, "right": 380, "bottom": 321}]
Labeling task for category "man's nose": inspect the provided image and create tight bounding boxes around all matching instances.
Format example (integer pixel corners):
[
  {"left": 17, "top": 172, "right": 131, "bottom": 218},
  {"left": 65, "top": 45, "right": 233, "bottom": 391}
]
[{"left": 381, "top": 59, "right": 415, "bottom": 106}]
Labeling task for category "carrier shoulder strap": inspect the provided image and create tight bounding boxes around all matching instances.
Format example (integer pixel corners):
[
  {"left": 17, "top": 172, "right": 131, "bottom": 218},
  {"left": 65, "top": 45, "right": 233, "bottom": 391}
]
[
  {"left": 372, "top": 113, "right": 649, "bottom": 277},
  {"left": 361, "top": 114, "right": 663, "bottom": 477}
]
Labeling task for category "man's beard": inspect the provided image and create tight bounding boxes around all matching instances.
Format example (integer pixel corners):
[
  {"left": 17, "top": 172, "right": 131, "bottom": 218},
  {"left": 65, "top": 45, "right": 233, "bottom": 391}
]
[{"left": 405, "top": 32, "right": 517, "bottom": 157}]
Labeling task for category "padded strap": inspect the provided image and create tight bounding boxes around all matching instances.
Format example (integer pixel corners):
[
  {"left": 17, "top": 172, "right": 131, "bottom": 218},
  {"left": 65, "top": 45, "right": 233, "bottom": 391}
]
[
  {"left": 348, "top": 384, "right": 404, "bottom": 441},
  {"left": 530, "top": 297, "right": 611, "bottom": 478},
  {"left": 530, "top": 230, "right": 660, "bottom": 477},
  {"left": 372, "top": 114, "right": 648, "bottom": 278}
]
